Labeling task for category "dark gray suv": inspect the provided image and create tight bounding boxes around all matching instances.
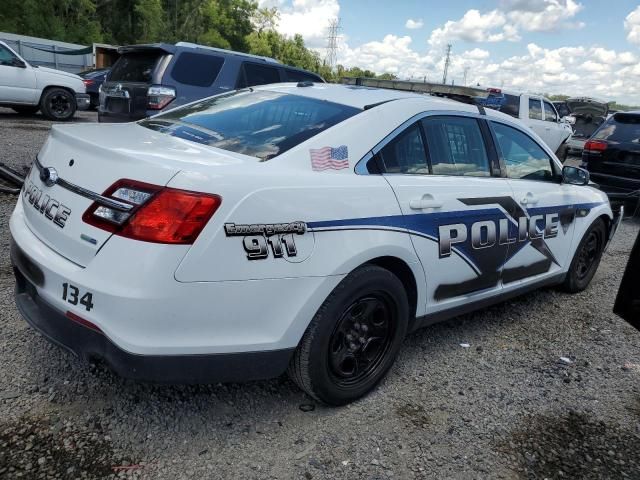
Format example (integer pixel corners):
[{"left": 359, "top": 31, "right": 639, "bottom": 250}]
[{"left": 98, "top": 42, "right": 324, "bottom": 122}]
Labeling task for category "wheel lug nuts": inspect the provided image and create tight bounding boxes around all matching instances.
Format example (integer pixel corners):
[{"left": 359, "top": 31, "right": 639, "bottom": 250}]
[
  {"left": 361, "top": 325, "right": 368, "bottom": 332},
  {"left": 349, "top": 342, "right": 358, "bottom": 350},
  {"left": 359, "top": 337, "right": 366, "bottom": 344},
  {"left": 346, "top": 334, "right": 353, "bottom": 341}
]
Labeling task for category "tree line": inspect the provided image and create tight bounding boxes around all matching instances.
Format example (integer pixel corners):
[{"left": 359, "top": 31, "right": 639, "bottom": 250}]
[{"left": 0, "top": 0, "right": 397, "bottom": 81}]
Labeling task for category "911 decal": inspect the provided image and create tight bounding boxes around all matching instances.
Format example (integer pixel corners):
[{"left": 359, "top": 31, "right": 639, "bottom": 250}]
[{"left": 224, "top": 222, "right": 307, "bottom": 260}]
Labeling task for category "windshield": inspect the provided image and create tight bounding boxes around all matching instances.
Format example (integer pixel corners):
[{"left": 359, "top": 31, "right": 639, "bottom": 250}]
[
  {"left": 593, "top": 114, "right": 640, "bottom": 143},
  {"left": 139, "top": 89, "right": 361, "bottom": 160}
]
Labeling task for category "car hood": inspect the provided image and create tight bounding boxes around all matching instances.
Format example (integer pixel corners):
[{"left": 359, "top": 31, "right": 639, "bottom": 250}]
[
  {"left": 566, "top": 97, "right": 608, "bottom": 118},
  {"left": 36, "top": 66, "right": 83, "bottom": 81}
]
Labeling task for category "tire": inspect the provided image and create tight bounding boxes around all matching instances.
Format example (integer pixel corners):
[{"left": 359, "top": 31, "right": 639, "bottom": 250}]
[
  {"left": 11, "top": 106, "right": 39, "bottom": 115},
  {"left": 562, "top": 218, "right": 606, "bottom": 293},
  {"left": 39, "top": 88, "right": 76, "bottom": 121},
  {"left": 288, "top": 265, "right": 409, "bottom": 406}
]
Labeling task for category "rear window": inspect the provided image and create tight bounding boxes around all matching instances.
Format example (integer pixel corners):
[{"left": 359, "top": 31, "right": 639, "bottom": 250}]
[
  {"left": 139, "top": 89, "right": 360, "bottom": 160},
  {"left": 171, "top": 52, "right": 224, "bottom": 87},
  {"left": 108, "top": 51, "right": 163, "bottom": 82},
  {"left": 480, "top": 93, "right": 520, "bottom": 118},
  {"left": 593, "top": 113, "right": 640, "bottom": 143},
  {"left": 238, "top": 63, "right": 281, "bottom": 88},
  {"left": 285, "top": 69, "right": 321, "bottom": 83}
]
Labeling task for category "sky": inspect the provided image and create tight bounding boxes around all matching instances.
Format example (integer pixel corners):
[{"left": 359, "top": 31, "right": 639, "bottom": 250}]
[{"left": 258, "top": 0, "right": 640, "bottom": 105}]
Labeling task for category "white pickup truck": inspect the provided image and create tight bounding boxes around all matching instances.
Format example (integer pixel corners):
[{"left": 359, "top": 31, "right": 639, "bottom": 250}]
[
  {"left": 480, "top": 89, "right": 573, "bottom": 157},
  {"left": 0, "top": 40, "right": 89, "bottom": 121}
]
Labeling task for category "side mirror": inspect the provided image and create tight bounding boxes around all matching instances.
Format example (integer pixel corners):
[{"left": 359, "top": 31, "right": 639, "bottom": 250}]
[
  {"left": 562, "top": 116, "right": 576, "bottom": 125},
  {"left": 562, "top": 165, "right": 590, "bottom": 186}
]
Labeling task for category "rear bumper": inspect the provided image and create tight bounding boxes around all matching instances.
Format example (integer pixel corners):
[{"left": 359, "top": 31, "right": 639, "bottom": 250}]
[
  {"left": 12, "top": 264, "right": 294, "bottom": 384},
  {"left": 75, "top": 93, "right": 90, "bottom": 111}
]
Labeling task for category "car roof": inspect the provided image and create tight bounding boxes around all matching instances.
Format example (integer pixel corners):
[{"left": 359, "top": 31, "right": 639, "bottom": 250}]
[{"left": 253, "top": 83, "right": 451, "bottom": 110}]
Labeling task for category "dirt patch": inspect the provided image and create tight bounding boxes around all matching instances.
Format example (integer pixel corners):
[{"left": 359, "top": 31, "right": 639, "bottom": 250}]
[
  {"left": 396, "top": 403, "right": 431, "bottom": 428},
  {"left": 499, "top": 410, "right": 640, "bottom": 479},
  {"left": 0, "top": 414, "right": 135, "bottom": 479}
]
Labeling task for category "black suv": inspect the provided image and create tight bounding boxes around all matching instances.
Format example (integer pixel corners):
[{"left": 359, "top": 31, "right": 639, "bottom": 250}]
[
  {"left": 98, "top": 42, "right": 324, "bottom": 122},
  {"left": 582, "top": 111, "right": 640, "bottom": 214}
]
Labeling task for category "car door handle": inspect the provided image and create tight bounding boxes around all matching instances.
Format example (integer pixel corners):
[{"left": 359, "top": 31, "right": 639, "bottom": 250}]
[
  {"left": 410, "top": 194, "right": 443, "bottom": 210},
  {"left": 520, "top": 194, "right": 539, "bottom": 206}
]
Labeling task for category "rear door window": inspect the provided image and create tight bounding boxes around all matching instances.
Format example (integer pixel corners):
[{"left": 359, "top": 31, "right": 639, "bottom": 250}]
[
  {"left": 379, "top": 123, "right": 428, "bottom": 174},
  {"left": 422, "top": 116, "right": 490, "bottom": 177},
  {"left": 170, "top": 52, "right": 224, "bottom": 87},
  {"left": 492, "top": 122, "right": 555, "bottom": 181},
  {"left": 543, "top": 101, "right": 557, "bottom": 123},
  {"left": 139, "top": 89, "right": 360, "bottom": 160},
  {"left": 593, "top": 114, "right": 640, "bottom": 143},
  {"left": 108, "top": 52, "right": 163, "bottom": 82},
  {"left": 238, "top": 62, "right": 281, "bottom": 88},
  {"left": 528, "top": 98, "right": 543, "bottom": 120}
]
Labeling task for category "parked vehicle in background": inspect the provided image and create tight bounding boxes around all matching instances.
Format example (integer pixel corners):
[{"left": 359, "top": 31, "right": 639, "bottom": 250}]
[
  {"left": 98, "top": 42, "right": 325, "bottom": 123},
  {"left": 0, "top": 40, "right": 90, "bottom": 120},
  {"left": 553, "top": 100, "right": 571, "bottom": 119},
  {"left": 79, "top": 68, "right": 109, "bottom": 109},
  {"left": 479, "top": 89, "right": 573, "bottom": 157},
  {"left": 582, "top": 111, "right": 640, "bottom": 215},
  {"left": 563, "top": 98, "right": 609, "bottom": 156}
]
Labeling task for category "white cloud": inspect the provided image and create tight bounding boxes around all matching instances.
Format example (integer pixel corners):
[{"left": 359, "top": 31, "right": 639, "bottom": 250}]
[
  {"left": 504, "top": 0, "right": 583, "bottom": 32},
  {"left": 625, "top": 6, "right": 640, "bottom": 45},
  {"left": 405, "top": 18, "right": 424, "bottom": 29},
  {"left": 428, "top": 9, "right": 520, "bottom": 48},
  {"left": 270, "top": 0, "right": 340, "bottom": 48}
]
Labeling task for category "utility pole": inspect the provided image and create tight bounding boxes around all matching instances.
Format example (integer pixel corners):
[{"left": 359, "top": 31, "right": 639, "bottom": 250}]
[
  {"left": 325, "top": 18, "right": 341, "bottom": 71},
  {"left": 442, "top": 44, "right": 452, "bottom": 85},
  {"left": 463, "top": 67, "right": 469, "bottom": 86}
]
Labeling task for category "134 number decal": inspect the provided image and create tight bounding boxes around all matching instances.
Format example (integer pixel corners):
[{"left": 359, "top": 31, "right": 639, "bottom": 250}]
[{"left": 62, "top": 283, "right": 94, "bottom": 311}]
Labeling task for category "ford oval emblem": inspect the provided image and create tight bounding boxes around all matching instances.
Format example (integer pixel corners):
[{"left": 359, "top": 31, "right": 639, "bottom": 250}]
[{"left": 40, "top": 167, "right": 58, "bottom": 187}]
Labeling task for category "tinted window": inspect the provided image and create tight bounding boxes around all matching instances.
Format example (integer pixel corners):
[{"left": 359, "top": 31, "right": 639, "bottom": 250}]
[
  {"left": 239, "top": 63, "right": 281, "bottom": 88},
  {"left": 422, "top": 116, "right": 490, "bottom": 177},
  {"left": 109, "top": 52, "right": 162, "bottom": 82},
  {"left": 139, "top": 90, "right": 360, "bottom": 160},
  {"left": 285, "top": 69, "right": 321, "bottom": 83},
  {"left": 593, "top": 113, "right": 640, "bottom": 143},
  {"left": 554, "top": 102, "right": 570, "bottom": 118},
  {"left": 529, "top": 98, "right": 543, "bottom": 120},
  {"left": 482, "top": 93, "right": 520, "bottom": 118},
  {"left": 492, "top": 122, "right": 554, "bottom": 181},
  {"left": 379, "top": 123, "right": 428, "bottom": 174},
  {"left": 543, "top": 101, "right": 557, "bottom": 123},
  {"left": 171, "top": 52, "right": 224, "bottom": 87},
  {"left": 0, "top": 45, "right": 18, "bottom": 65}
]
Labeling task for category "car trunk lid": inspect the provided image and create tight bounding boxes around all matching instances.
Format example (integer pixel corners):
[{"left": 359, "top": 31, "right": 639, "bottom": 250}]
[
  {"left": 101, "top": 46, "right": 173, "bottom": 120},
  {"left": 566, "top": 97, "right": 609, "bottom": 138},
  {"left": 21, "top": 122, "right": 241, "bottom": 267}
]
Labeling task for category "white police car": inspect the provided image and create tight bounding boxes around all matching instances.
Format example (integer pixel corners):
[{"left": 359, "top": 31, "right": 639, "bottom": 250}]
[{"left": 10, "top": 83, "right": 621, "bottom": 405}]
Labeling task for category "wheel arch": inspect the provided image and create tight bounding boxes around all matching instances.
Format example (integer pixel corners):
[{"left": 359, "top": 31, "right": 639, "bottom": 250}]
[
  {"left": 365, "top": 255, "right": 419, "bottom": 329},
  {"left": 39, "top": 85, "right": 77, "bottom": 104}
]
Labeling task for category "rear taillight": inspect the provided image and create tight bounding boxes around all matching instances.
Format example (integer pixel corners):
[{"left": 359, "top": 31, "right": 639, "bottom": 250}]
[
  {"left": 82, "top": 179, "right": 221, "bottom": 244},
  {"left": 82, "top": 79, "right": 95, "bottom": 87},
  {"left": 147, "top": 85, "right": 176, "bottom": 110},
  {"left": 584, "top": 140, "right": 608, "bottom": 153}
]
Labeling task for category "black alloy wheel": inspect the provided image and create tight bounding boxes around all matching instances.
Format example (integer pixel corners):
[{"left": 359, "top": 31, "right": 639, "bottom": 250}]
[
  {"left": 562, "top": 218, "right": 606, "bottom": 293},
  {"left": 288, "top": 265, "right": 409, "bottom": 406},
  {"left": 40, "top": 88, "right": 76, "bottom": 121},
  {"left": 328, "top": 294, "right": 396, "bottom": 386}
]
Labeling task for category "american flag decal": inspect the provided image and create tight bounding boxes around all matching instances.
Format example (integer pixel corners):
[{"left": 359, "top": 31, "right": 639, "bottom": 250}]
[{"left": 309, "top": 145, "right": 349, "bottom": 171}]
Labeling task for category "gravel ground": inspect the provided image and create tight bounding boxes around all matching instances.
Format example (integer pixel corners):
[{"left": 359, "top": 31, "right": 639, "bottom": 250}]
[{"left": 1, "top": 107, "right": 640, "bottom": 479}]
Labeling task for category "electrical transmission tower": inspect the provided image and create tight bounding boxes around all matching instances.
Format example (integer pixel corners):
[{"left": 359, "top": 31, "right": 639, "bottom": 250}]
[
  {"left": 442, "top": 44, "right": 452, "bottom": 85},
  {"left": 463, "top": 67, "right": 469, "bottom": 86},
  {"left": 325, "top": 18, "right": 341, "bottom": 70}
]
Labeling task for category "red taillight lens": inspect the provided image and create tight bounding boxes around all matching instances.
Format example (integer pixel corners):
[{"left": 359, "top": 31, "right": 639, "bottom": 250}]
[
  {"left": 82, "top": 79, "right": 95, "bottom": 87},
  {"left": 119, "top": 189, "right": 221, "bottom": 244},
  {"left": 82, "top": 180, "right": 221, "bottom": 244},
  {"left": 147, "top": 85, "right": 176, "bottom": 110},
  {"left": 584, "top": 140, "right": 607, "bottom": 153}
]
